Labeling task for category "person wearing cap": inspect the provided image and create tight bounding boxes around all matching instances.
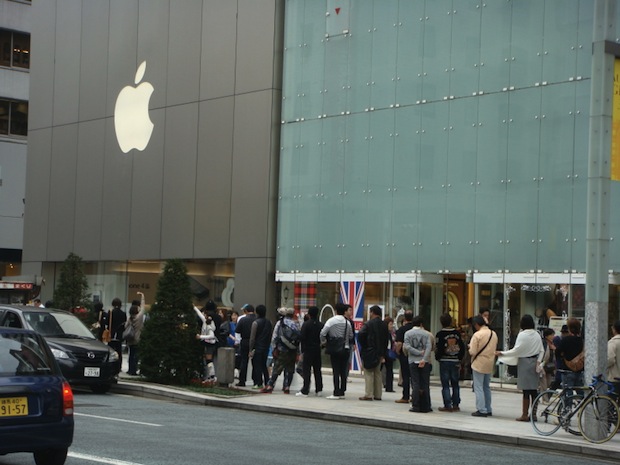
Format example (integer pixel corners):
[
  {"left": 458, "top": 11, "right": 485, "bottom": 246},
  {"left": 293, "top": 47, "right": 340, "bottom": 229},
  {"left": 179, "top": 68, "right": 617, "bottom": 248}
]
[
  {"left": 260, "top": 307, "right": 301, "bottom": 394},
  {"left": 235, "top": 304, "right": 256, "bottom": 387}
]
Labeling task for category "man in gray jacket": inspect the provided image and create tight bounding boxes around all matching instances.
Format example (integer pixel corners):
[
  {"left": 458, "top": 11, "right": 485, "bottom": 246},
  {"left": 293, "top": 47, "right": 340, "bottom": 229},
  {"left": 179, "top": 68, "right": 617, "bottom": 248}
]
[{"left": 404, "top": 316, "right": 432, "bottom": 413}]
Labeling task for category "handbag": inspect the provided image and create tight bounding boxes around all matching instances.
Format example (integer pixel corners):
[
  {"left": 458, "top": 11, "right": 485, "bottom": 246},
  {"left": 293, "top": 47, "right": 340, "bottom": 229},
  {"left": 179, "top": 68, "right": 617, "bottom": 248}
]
[
  {"left": 388, "top": 348, "right": 398, "bottom": 361},
  {"left": 122, "top": 319, "right": 136, "bottom": 344},
  {"left": 325, "top": 336, "right": 345, "bottom": 355},
  {"left": 564, "top": 350, "right": 585, "bottom": 372},
  {"left": 101, "top": 311, "right": 111, "bottom": 343}
]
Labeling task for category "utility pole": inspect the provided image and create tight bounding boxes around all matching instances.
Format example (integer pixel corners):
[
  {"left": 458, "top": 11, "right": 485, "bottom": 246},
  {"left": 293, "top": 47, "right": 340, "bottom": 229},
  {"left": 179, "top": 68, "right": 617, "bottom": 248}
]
[{"left": 585, "top": 0, "right": 615, "bottom": 391}]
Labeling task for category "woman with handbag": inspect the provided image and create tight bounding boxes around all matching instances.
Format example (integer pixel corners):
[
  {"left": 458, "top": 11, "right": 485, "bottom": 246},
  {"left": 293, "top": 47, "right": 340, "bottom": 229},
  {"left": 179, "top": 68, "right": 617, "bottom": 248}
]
[
  {"left": 382, "top": 316, "right": 397, "bottom": 393},
  {"left": 125, "top": 292, "right": 146, "bottom": 375},
  {"left": 468, "top": 315, "right": 498, "bottom": 417},
  {"left": 496, "top": 314, "right": 545, "bottom": 421},
  {"left": 107, "top": 297, "right": 127, "bottom": 366}
]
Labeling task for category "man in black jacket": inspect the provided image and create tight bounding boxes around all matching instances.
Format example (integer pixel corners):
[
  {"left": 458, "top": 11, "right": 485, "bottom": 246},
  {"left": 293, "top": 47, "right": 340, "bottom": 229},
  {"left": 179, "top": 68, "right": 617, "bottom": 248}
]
[
  {"left": 435, "top": 313, "right": 465, "bottom": 412},
  {"left": 394, "top": 310, "right": 414, "bottom": 404},
  {"left": 358, "top": 305, "right": 389, "bottom": 401},
  {"left": 249, "top": 304, "right": 273, "bottom": 389},
  {"left": 234, "top": 304, "right": 256, "bottom": 387},
  {"left": 296, "top": 306, "right": 324, "bottom": 397}
]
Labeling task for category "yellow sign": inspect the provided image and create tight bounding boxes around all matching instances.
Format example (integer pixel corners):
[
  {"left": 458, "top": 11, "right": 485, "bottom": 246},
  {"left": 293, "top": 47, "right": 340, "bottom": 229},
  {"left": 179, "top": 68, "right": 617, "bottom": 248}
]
[{"left": 612, "top": 59, "right": 620, "bottom": 180}]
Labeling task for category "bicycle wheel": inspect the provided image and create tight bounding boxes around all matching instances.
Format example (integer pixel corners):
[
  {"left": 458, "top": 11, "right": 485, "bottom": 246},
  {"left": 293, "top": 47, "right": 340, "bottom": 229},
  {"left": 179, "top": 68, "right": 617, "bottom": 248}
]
[
  {"left": 531, "top": 390, "right": 563, "bottom": 436},
  {"left": 578, "top": 394, "right": 620, "bottom": 444}
]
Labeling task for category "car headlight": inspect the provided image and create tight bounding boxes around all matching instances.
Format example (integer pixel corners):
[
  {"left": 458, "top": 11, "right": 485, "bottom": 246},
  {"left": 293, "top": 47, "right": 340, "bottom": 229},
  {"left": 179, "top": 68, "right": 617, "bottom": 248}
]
[
  {"left": 108, "top": 347, "right": 119, "bottom": 362},
  {"left": 51, "top": 348, "right": 70, "bottom": 359}
]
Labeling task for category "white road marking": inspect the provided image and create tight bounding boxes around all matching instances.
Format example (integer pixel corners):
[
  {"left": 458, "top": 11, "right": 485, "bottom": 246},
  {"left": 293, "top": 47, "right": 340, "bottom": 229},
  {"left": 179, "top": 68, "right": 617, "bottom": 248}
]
[
  {"left": 74, "top": 412, "right": 162, "bottom": 426},
  {"left": 68, "top": 451, "right": 145, "bottom": 465}
]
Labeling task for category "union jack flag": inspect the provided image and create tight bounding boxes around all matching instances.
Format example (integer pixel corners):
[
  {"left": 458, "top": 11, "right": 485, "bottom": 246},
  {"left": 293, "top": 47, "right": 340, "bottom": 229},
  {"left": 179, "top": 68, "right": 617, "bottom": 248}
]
[{"left": 339, "top": 281, "right": 364, "bottom": 372}]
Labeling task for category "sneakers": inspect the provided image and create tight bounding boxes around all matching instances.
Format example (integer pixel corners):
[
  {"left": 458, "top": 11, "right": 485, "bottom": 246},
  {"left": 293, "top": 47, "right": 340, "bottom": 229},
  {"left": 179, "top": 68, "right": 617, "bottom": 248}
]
[
  {"left": 326, "top": 395, "right": 341, "bottom": 400},
  {"left": 251, "top": 385, "right": 263, "bottom": 390},
  {"left": 471, "top": 410, "right": 488, "bottom": 417},
  {"left": 295, "top": 392, "right": 308, "bottom": 397},
  {"left": 259, "top": 386, "right": 273, "bottom": 394}
]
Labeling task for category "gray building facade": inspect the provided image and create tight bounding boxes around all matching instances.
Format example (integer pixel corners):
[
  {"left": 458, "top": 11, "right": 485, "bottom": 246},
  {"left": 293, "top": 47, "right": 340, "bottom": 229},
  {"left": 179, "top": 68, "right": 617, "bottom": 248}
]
[{"left": 24, "top": 0, "right": 283, "bottom": 310}]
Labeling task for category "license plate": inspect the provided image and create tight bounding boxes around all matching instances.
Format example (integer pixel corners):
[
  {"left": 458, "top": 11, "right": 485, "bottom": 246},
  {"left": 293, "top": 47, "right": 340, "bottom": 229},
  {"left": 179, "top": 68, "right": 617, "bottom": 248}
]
[
  {"left": 0, "top": 397, "right": 28, "bottom": 417},
  {"left": 84, "top": 367, "right": 100, "bottom": 377}
]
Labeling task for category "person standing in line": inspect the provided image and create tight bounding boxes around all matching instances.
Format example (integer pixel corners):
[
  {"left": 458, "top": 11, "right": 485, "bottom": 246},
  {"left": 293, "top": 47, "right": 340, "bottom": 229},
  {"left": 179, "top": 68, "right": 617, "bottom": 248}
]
[
  {"left": 320, "top": 303, "right": 355, "bottom": 400},
  {"left": 435, "top": 313, "right": 465, "bottom": 412},
  {"left": 297, "top": 305, "right": 324, "bottom": 397},
  {"left": 260, "top": 308, "right": 301, "bottom": 393},
  {"left": 496, "top": 314, "right": 544, "bottom": 421},
  {"left": 394, "top": 310, "right": 415, "bottom": 404},
  {"left": 358, "top": 305, "right": 389, "bottom": 401},
  {"left": 539, "top": 328, "right": 556, "bottom": 395},
  {"left": 125, "top": 300, "right": 146, "bottom": 376},
  {"left": 555, "top": 318, "right": 584, "bottom": 390},
  {"left": 93, "top": 301, "right": 108, "bottom": 341},
  {"left": 608, "top": 320, "right": 620, "bottom": 393},
  {"left": 234, "top": 304, "right": 256, "bottom": 387},
  {"left": 383, "top": 316, "right": 397, "bottom": 393},
  {"left": 469, "top": 315, "right": 498, "bottom": 417},
  {"left": 249, "top": 304, "right": 273, "bottom": 389},
  {"left": 107, "top": 297, "right": 127, "bottom": 366},
  {"left": 194, "top": 304, "right": 218, "bottom": 382},
  {"left": 404, "top": 315, "right": 433, "bottom": 413}
]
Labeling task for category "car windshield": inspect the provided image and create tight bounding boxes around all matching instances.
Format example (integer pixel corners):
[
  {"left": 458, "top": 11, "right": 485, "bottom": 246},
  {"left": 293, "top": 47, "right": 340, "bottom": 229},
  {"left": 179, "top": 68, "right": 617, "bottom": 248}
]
[
  {"left": 23, "top": 311, "right": 95, "bottom": 340},
  {"left": 0, "top": 333, "right": 54, "bottom": 376}
]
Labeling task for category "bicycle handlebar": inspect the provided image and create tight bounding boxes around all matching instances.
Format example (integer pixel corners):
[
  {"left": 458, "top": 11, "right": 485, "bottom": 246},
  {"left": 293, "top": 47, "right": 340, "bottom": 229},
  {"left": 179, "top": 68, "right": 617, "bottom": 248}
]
[{"left": 590, "top": 374, "right": 616, "bottom": 393}]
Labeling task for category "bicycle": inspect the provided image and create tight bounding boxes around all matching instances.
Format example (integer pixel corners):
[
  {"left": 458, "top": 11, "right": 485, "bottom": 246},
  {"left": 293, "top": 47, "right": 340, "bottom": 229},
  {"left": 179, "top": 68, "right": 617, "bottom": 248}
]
[{"left": 531, "top": 374, "right": 620, "bottom": 444}]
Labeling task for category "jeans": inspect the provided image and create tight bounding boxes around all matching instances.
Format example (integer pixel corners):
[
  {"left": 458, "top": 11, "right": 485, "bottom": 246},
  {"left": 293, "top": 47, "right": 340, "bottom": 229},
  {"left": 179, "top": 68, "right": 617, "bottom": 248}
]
[
  {"left": 127, "top": 344, "right": 139, "bottom": 375},
  {"left": 561, "top": 370, "right": 584, "bottom": 397},
  {"left": 330, "top": 350, "right": 350, "bottom": 397},
  {"left": 410, "top": 362, "right": 431, "bottom": 411},
  {"left": 267, "top": 350, "right": 296, "bottom": 388},
  {"left": 472, "top": 370, "right": 492, "bottom": 414},
  {"left": 439, "top": 361, "right": 460, "bottom": 408}
]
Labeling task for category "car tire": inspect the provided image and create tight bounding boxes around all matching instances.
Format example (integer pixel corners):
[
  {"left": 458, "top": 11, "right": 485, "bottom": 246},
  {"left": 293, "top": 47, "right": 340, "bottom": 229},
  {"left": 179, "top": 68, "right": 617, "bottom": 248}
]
[
  {"left": 91, "top": 384, "right": 111, "bottom": 394},
  {"left": 34, "top": 447, "right": 68, "bottom": 465}
]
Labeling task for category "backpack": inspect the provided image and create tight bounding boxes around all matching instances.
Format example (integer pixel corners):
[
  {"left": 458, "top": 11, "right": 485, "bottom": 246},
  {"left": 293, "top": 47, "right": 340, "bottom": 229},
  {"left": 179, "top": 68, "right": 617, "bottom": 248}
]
[
  {"left": 280, "top": 321, "right": 301, "bottom": 350},
  {"left": 122, "top": 320, "right": 136, "bottom": 344}
]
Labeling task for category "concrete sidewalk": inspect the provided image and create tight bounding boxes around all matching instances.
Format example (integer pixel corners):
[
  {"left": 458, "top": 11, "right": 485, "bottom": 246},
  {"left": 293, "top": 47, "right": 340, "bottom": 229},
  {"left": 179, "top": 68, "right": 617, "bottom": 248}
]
[{"left": 112, "top": 365, "right": 620, "bottom": 461}]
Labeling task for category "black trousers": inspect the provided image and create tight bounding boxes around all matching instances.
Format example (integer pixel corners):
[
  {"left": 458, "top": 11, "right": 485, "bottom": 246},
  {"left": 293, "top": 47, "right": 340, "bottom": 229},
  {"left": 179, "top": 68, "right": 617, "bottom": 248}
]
[
  {"left": 330, "top": 350, "right": 350, "bottom": 397},
  {"left": 399, "top": 354, "right": 411, "bottom": 400},
  {"left": 301, "top": 348, "right": 323, "bottom": 394}
]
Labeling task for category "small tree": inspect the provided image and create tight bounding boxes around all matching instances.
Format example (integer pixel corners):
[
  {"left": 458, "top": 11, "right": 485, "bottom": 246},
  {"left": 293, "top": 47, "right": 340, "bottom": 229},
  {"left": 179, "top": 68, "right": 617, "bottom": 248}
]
[
  {"left": 139, "top": 259, "right": 202, "bottom": 385},
  {"left": 53, "top": 253, "right": 92, "bottom": 323}
]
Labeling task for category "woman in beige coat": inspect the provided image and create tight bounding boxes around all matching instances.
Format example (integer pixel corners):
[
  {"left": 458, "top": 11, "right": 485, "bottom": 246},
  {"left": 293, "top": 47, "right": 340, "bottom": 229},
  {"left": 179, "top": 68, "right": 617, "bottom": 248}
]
[{"left": 468, "top": 315, "right": 498, "bottom": 417}]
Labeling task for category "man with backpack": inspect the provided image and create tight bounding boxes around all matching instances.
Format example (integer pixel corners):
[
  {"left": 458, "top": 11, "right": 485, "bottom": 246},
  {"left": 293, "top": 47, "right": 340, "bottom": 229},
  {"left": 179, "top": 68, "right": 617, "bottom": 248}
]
[{"left": 260, "top": 307, "right": 301, "bottom": 394}]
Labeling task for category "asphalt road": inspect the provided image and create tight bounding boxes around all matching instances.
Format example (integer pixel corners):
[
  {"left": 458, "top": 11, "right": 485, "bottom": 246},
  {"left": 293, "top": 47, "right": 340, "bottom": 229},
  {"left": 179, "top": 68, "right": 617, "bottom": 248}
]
[{"left": 2, "top": 391, "right": 618, "bottom": 465}]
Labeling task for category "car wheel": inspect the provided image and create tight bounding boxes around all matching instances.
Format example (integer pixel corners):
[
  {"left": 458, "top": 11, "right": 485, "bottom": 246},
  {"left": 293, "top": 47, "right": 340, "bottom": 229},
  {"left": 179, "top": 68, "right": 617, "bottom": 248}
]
[
  {"left": 91, "top": 384, "right": 111, "bottom": 394},
  {"left": 34, "top": 447, "right": 68, "bottom": 465}
]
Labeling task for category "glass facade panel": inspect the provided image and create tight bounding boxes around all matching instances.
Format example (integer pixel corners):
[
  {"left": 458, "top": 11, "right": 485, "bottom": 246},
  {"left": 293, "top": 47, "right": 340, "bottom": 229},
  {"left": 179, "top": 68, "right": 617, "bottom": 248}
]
[
  {"left": 417, "top": 102, "right": 448, "bottom": 271},
  {"left": 479, "top": 0, "right": 511, "bottom": 93},
  {"left": 323, "top": 36, "right": 349, "bottom": 117},
  {"left": 392, "top": 106, "right": 421, "bottom": 271},
  {"left": 301, "top": 1, "right": 328, "bottom": 119},
  {"left": 421, "top": 0, "right": 452, "bottom": 103},
  {"left": 369, "top": 1, "right": 398, "bottom": 110},
  {"left": 395, "top": 1, "right": 424, "bottom": 105},
  {"left": 572, "top": 80, "right": 590, "bottom": 271},
  {"left": 537, "top": 84, "right": 576, "bottom": 271},
  {"left": 281, "top": 5, "right": 304, "bottom": 122},
  {"left": 449, "top": 1, "right": 481, "bottom": 99},
  {"left": 276, "top": 125, "right": 300, "bottom": 271},
  {"left": 347, "top": 3, "right": 373, "bottom": 114},
  {"left": 541, "top": 0, "right": 579, "bottom": 85},
  {"left": 445, "top": 98, "right": 476, "bottom": 271},
  {"left": 504, "top": 88, "right": 542, "bottom": 271},
  {"left": 509, "top": 2, "right": 544, "bottom": 89}
]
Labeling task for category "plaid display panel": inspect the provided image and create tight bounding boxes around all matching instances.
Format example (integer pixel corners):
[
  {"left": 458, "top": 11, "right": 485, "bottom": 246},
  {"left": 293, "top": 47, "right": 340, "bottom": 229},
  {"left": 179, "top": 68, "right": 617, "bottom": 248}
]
[{"left": 294, "top": 282, "right": 316, "bottom": 312}]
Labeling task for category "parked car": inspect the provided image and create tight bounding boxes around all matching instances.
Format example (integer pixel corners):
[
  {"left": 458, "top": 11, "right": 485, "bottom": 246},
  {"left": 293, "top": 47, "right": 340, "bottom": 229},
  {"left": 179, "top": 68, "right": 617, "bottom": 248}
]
[
  {"left": 0, "top": 305, "right": 121, "bottom": 393},
  {"left": 0, "top": 327, "right": 74, "bottom": 465}
]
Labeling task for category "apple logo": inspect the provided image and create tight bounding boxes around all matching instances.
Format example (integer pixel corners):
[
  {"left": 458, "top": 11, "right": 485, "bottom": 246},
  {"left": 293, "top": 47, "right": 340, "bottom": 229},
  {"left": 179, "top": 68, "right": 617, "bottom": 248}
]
[{"left": 114, "top": 61, "right": 154, "bottom": 153}]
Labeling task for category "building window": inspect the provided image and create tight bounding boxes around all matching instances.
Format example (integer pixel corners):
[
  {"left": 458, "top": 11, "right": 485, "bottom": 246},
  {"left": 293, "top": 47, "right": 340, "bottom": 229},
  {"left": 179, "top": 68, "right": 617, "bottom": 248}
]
[
  {"left": 0, "top": 99, "right": 28, "bottom": 137},
  {"left": 0, "top": 29, "right": 30, "bottom": 70}
]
